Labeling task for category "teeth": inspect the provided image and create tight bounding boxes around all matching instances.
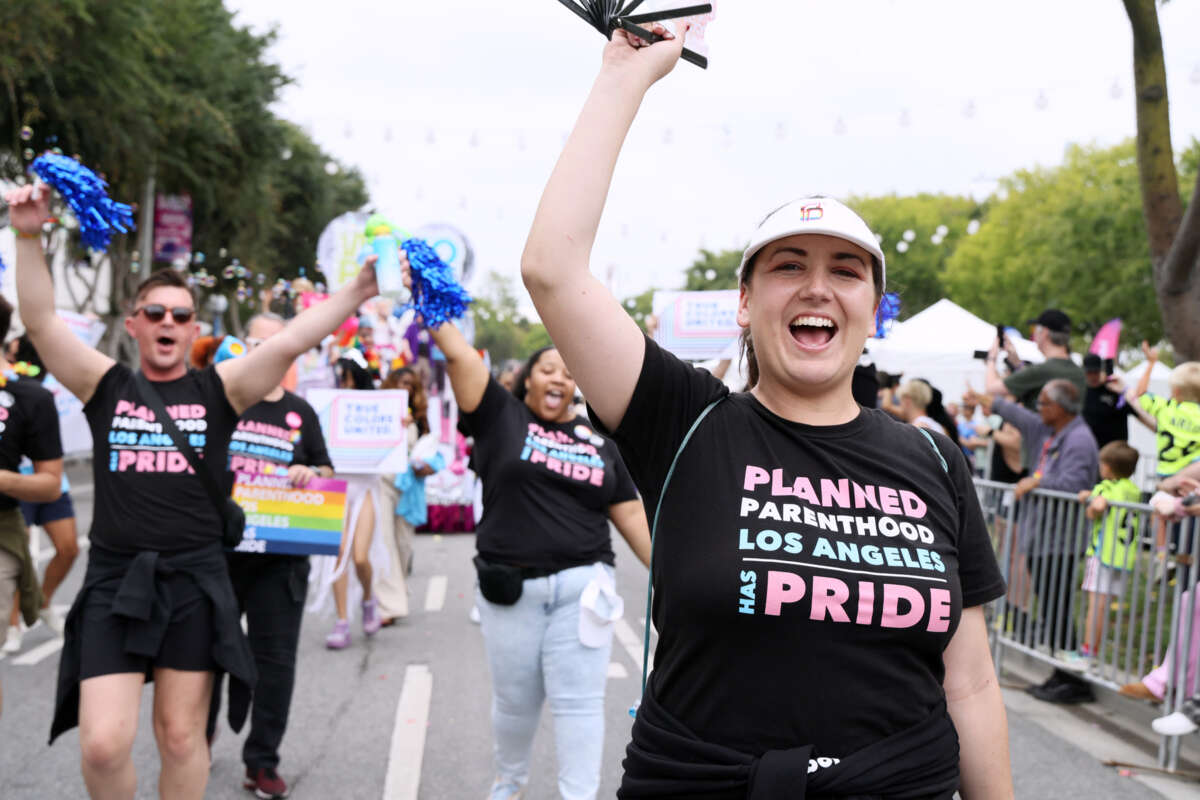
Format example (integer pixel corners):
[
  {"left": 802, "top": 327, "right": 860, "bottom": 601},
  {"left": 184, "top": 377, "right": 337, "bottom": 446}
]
[{"left": 789, "top": 315, "right": 835, "bottom": 328}]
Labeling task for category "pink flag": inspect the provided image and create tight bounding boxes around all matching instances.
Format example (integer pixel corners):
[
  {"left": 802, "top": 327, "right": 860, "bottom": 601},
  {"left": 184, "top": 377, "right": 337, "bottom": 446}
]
[{"left": 1089, "top": 318, "right": 1122, "bottom": 359}]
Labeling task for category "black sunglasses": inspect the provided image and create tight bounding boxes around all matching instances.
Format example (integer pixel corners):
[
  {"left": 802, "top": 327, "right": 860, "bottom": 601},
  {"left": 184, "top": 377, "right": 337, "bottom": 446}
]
[{"left": 135, "top": 304, "right": 195, "bottom": 324}]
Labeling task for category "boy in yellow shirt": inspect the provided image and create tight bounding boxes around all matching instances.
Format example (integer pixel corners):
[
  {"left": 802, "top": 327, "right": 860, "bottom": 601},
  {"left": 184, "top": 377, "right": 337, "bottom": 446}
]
[{"left": 1075, "top": 442, "right": 1141, "bottom": 663}]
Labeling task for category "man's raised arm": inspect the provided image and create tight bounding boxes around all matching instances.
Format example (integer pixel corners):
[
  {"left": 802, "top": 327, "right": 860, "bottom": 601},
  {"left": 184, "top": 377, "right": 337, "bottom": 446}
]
[
  {"left": 7, "top": 184, "right": 114, "bottom": 404},
  {"left": 218, "top": 258, "right": 378, "bottom": 415}
]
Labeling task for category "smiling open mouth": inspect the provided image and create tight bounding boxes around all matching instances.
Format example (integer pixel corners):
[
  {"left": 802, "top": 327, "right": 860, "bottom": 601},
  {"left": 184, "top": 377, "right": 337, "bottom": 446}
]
[
  {"left": 789, "top": 315, "right": 837, "bottom": 348},
  {"left": 544, "top": 390, "right": 564, "bottom": 410}
]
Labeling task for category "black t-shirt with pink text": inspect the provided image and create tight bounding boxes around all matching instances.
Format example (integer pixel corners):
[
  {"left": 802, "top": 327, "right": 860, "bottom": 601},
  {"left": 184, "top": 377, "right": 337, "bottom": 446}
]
[
  {"left": 594, "top": 337, "right": 1005, "bottom": 760},
  {"left": 0, "top": 375, "right": 63, "bottom": 510},
  {"left": 223, "top": 390, "right": 332, "bottom": 492},
  {"left": 463, "top": 377, "right": 638, "bottom": 571},
  {"left": 85, "top": 364, "right": 238, "bottom": 553}
]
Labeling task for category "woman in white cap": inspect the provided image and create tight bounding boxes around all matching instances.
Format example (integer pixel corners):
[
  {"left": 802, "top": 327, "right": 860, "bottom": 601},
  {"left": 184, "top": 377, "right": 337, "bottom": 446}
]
[{"left": 520, "top": 23, "right": 1012, "bottom": 800}]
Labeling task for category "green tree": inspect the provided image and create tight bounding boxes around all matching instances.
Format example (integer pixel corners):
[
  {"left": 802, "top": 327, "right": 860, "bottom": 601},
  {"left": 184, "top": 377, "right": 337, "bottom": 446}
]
[
  {"left": 942, "top": 140, "right": 1197, "bottom": 346},
  {"left": 470, "top": 271, "right": 530, "bottom": 365},
  {"left": 1123, "top": 0, "right": 1200, "bottom": 359},
  {"left": 682, "top": 248, "right": 741, "bottom": 290},
  {"left": 620, "top": 287, "right": 656, "bottom": 331},
  {"left": 847, "top": 193, "right": 984, "bottom": 317}
]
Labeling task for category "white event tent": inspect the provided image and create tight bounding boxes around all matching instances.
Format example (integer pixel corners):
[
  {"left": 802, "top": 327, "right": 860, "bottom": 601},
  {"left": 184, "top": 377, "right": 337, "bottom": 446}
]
[{"left": 866, "top": 299, "right": 1043, "bottom": 403}]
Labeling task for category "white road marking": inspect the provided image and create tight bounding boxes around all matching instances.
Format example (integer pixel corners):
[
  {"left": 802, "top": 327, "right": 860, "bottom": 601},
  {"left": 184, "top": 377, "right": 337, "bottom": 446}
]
[
  {"left": 13, "top": 637, "right": 63, "bottom": 666},
  {"left": 382, "top": 664, "right": 433, "bottom": 800},
  {"left": 607, "top": 661, "right": 628, "bottom": 679},
  {"left": 424, "top": 575, "right": 447, "bottom": 612},
  {"left": 614, "top": 617, "right": 652, "bottom": 674}
]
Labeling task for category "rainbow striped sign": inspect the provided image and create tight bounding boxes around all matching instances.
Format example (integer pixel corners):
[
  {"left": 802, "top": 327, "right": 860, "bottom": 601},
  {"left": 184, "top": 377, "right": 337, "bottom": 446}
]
[{"left": 231, "top": 472, "right": 347, "bottom": 556}]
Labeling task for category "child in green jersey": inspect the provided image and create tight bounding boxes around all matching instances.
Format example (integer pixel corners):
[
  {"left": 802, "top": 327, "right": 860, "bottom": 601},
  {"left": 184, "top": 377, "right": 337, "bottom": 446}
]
[
  {"left": 1075, "top": 442, "right": 1141, "bottom": 663},
  {"left": 1125, "top": 346, "right": 1200, "bottom": 478}
]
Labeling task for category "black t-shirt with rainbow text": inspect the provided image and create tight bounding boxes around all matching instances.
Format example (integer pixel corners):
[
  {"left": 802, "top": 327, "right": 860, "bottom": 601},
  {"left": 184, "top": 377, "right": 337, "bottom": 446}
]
[
  {"left": 0, "top": 374, "right": 63, "bottom": 510},
  {"left": 594, "top": 337, "right": 1005, "bottom": 762},
  {"left": 85, "top": 364, "right": 237, "bottom": 553},
  {"left": 463, "top": 377, "right": 638, "bottom": 571}
]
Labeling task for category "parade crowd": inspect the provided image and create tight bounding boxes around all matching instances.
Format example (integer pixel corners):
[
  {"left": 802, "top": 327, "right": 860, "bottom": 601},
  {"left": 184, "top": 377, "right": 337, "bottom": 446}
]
[{"left": 1, "top": 20, "right": 1199, "bottom": 800}]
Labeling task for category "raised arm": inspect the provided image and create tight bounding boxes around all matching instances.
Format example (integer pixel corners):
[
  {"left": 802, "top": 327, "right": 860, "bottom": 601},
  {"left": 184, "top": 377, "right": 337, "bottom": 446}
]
[
  {"left": 521, "top": 24, "right": 688, "bottom": 433},
  {"left": 6, "top": 184, "right": 115, "bottom": 403},
  {"left": 218, "top": 258, "right": 378, "bottom": 415}
]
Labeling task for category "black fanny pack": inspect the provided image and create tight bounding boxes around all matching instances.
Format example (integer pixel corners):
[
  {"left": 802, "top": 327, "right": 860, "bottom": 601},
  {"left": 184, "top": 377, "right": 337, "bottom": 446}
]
[{"left": 473, "top": 556, "right": 555, "bottom": 605}]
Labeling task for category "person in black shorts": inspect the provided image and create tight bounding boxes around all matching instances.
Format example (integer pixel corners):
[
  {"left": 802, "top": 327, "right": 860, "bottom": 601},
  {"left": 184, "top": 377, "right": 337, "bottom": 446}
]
[
  {"left": 7, "top": 180, "right": 379, "bottom": 800},
  {"left": 0, "top": 295, "right": 66, "bottom": 710},
  {"left": 6, "top": 334, "right": 78, "bottom": 640},
  {"left": 201, "top": 312, "right": 334, "bottom": 799},
  {"left": 519, "top": 24, "right": 1012, "bottom": 798}
]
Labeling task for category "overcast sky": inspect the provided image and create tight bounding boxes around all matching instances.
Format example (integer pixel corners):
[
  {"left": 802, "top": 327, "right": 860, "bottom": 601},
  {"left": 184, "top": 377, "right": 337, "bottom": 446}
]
[{"left": 224, "top": 0, "right": 1200, "bottom": 308}]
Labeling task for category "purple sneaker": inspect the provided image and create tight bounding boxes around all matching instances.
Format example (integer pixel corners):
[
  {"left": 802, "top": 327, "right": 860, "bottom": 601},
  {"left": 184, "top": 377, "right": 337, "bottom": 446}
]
[
  {"left": 362, "top": 597, "right": 382, "bottom": 636},
  {"left": 325, "top": 619, "right": 350, "bottom": 649}
]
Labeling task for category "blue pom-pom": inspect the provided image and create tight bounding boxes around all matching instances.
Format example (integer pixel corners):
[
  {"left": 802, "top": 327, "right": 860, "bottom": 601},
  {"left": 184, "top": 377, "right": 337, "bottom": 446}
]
[
  {"left": 0, "top": 251, "right": 6, "bottom": 278},
  {"left": 400, "top": 237, "right": 472, "bottom": 328},
  {"left": 874, "top": 292, "right": 901, "bottom": 338},
  {"left": 29, "top": 154, "right": 135, "bottom": 253}
]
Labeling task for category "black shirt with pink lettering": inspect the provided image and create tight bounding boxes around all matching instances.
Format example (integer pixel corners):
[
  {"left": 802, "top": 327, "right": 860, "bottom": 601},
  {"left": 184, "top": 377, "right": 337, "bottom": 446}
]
[
  {"left": 85, "top": 364, "right": 238, "bottom": 553},
  {"left": 592, "top": 336, "right": 1005, "bottom": 761},
  {"left": 463, "top": 377, "right": 638, "bottom": 571}
]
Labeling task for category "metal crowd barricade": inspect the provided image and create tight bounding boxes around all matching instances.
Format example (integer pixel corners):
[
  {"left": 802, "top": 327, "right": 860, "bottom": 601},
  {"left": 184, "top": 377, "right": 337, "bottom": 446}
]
[{"left": 973, "top": 479, "right": 1200, "bottom": 773}]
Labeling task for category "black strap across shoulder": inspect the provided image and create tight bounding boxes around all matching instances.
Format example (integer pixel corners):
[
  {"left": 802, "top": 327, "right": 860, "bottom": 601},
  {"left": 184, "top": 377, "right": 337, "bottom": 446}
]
[{"left": 134, "top": 371, "right": 229, "bottom": 515}]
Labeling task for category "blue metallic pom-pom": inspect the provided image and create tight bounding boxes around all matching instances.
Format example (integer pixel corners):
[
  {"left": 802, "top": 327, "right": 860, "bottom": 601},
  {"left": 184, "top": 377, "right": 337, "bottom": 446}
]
[
  {"left": 29, "top": 154, "right": 135, "bottom": 253},
  {"left": 874, "top": 292, "right": 901, "bottom": 338},
  {"left": 400, "top": 237, "right": 472, "bottom": 328}
]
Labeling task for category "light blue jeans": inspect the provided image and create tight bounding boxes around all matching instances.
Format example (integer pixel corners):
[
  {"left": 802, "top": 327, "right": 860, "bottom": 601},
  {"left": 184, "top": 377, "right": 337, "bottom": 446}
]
[{"left": 478, "top": 563, "right": 615, "bottom": 800}]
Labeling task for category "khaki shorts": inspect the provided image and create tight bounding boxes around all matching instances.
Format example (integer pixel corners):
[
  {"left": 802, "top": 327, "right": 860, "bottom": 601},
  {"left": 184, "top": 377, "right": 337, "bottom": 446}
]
[{"left": 0, "top": 548, "right": 20, "bottom": 625}]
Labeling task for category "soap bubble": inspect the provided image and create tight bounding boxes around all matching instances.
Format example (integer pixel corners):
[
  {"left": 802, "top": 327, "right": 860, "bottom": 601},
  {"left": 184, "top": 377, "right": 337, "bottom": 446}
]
[
  {"left": 966, "top": 219, "right": 982, "bottom": 235},
  {"left": 22, "top": 148, "right": 33, "bottom": 161},
  {"left": 19, "top": 126, "right": 33, "bottom": 141},
  {"left": 324, "top": 161, "right": 339, "bottom": 175},
  {"left": 896, "top": 241, "right": 909, "bottom": 253},
  {"left": 704, "top": 269, "right": 717, "bottom": 281},
  {"left": 936, "top": 224, "right": 949, "bottom": 236},
  {"left": 902, "top": 229, "right": 915, "bottom": 242}
]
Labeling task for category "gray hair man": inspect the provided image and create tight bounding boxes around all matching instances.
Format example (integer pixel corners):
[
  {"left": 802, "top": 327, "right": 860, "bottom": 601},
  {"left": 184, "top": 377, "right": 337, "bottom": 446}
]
[{"left": 989, "top": 378, "right": 1100, "bottom": 704}]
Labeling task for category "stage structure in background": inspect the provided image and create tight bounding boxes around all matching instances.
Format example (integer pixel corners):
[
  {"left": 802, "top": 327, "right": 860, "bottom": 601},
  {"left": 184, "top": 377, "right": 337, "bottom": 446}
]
[{"left": 554, "top": 0, "right": 715, "bottom": 69}]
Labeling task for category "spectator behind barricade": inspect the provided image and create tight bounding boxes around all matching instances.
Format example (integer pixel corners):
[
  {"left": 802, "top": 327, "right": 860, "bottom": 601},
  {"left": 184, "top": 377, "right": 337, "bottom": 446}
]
[
  {"left": 1073, "top": 442, "right": 1140, "bottom": 668},
  {"left": 986, "top": 378, "right": 1100, "bottom": 704},
  {"left": 885, "top": 379, "right": 962, "bottom": 452},
  {"left": 1123, "top": 346, "right": 1200, "bottom": 479},
  {"left": 985, "top": 309, "right": 1085, "bottom": 411},
  {"left": 1081, "top": 353, "right": 1133, "bottom": 449},
  {"left": 956, "top": 399, "right": 987, "bottom": 469},
  {"left": 1122, "top": 462, "right": 1200, "bottom": 705}
]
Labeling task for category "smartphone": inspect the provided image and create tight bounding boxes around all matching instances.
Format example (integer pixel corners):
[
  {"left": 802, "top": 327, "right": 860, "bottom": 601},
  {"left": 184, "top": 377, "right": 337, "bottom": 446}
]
[{"left": 996, "top": 324, "right": 1006, "bottom": 344}]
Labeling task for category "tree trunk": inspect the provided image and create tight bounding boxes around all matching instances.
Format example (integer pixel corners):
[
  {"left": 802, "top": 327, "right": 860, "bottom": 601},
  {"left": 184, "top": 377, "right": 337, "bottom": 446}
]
[{"left": 1123, "top": 0, "right": 1200, "bottom": 360}]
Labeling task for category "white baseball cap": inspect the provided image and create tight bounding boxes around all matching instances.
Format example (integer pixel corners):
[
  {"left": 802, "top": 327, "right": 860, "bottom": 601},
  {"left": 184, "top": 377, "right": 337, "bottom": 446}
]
[{"left": 738, "top": 197, "right": 886, "bottom": 290}]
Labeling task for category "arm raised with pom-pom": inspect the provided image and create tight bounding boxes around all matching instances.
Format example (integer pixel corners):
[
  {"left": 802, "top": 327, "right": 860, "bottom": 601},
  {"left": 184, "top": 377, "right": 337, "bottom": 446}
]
[
  {"left": 520, "top": 23, "right": 687, "bottom": 433},
  {"left": 6, "top": 183, "right": 114, "bottom": 404},
  {"left": 218, "top": 258, "right": 378, "bottom": 415}
]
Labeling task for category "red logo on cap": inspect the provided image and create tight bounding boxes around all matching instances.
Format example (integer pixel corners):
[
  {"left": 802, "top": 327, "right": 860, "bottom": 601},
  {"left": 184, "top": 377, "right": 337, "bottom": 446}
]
[{"left": 800, "top": 203, "right": 824, "bottom": 221}]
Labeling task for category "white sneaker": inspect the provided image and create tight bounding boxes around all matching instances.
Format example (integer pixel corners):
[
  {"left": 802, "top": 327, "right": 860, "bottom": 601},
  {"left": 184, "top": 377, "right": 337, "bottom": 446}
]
[
  {"left": 3, "top": 625, "right": 21, "bottom": 653},
  {"left": 469, "top": 605, "right": 481, "bottom": 625},
  {"left": 1152, "top": 711, "right": 1199, "bottom": 736},
  {"left": 39, "top": 606, "right": 64, "bottom": 637}
]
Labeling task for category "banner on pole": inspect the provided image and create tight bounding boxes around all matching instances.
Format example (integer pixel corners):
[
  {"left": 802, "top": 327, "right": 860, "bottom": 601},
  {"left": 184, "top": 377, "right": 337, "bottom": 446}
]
[
  {"left": 306, "top": 388, "right": 409, "bottom": 474},
  {"left": 651, "top": 290, "right": 741, "bottom": 361},
  {"left": 231, "top": 472, "right": 347, "bottom": 555},
  {"left": 152, "top": 194, "right": 193, "bottom": 263}
]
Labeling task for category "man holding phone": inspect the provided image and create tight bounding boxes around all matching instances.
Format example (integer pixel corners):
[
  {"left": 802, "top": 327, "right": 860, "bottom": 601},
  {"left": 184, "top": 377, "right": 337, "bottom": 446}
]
[
  {"left": 1081, "top": 353, "right": 1134, "bottom": 449},
  {"left": 985, "top": 309, "right": 1085, "bottom": 411}
]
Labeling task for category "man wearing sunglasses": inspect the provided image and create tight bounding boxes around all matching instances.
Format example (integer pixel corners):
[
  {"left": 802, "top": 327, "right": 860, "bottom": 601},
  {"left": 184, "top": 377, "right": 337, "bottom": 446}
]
[{"left": 5, "top": 181, "right": 378, "bottom": 800}]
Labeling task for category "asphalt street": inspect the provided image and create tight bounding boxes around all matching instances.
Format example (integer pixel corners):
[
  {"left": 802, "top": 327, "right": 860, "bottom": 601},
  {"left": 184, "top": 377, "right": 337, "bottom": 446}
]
[{"left": 0, "top": 483, "right": 1181, "bottom": 799}]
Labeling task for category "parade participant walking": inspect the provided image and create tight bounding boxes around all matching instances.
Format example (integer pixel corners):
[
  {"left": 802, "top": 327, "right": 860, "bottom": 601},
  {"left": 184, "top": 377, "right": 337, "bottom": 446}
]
[
  {"left": 206, "top": 312, "right": 334, "bottom": 800},
  {"left": 404, "top": 269, "right": 652, "bottom": 799},
  {"left": 0, "top": 295, "right": 66, "bottom": 709},
  {"left": 520, "top": 24, "right": 1011, "bottom": 799},
  {"left": 0, "top": 330, "right": 73, "bottom": 648},
  {"left": 375, "top": 366, "right": 440, "bottom": 625},
  {"left": 324, "top": 349, "right": 389, "bottom": 648},
  {"left": 7, "top": 181, "right": 378, "bottom": 800}
]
